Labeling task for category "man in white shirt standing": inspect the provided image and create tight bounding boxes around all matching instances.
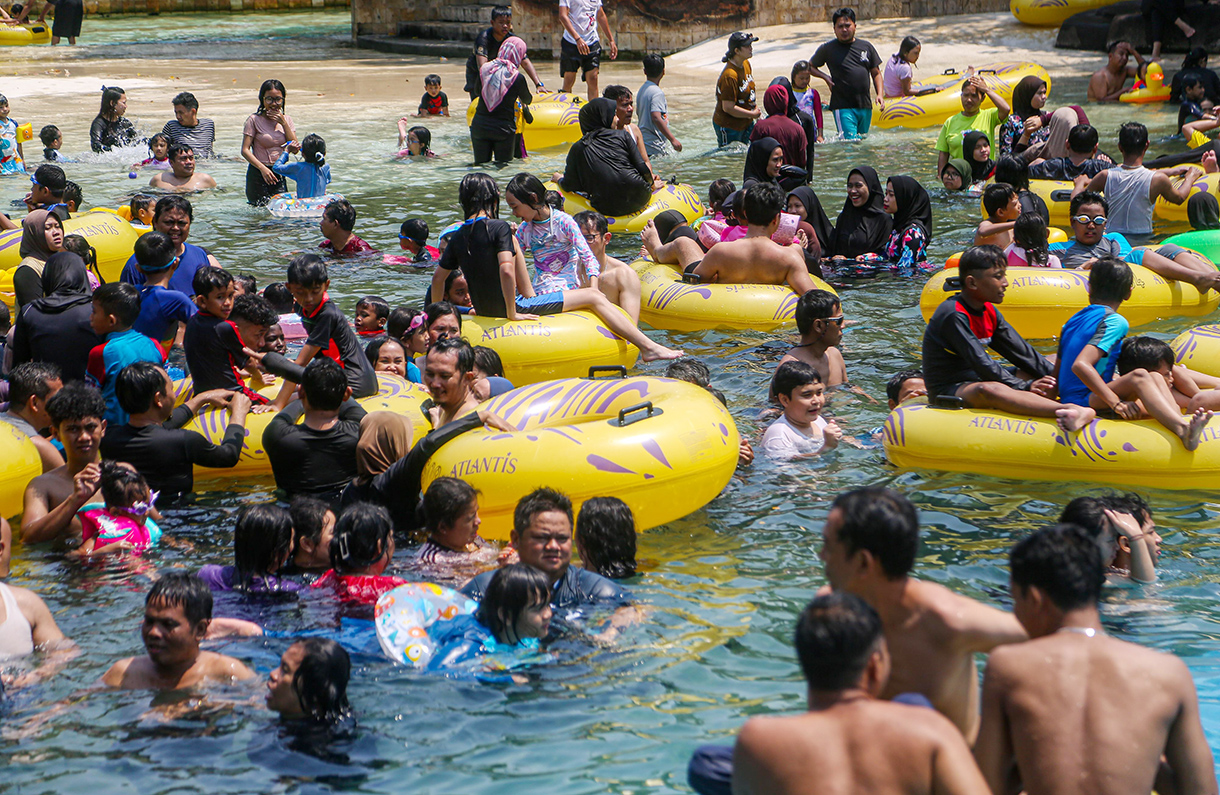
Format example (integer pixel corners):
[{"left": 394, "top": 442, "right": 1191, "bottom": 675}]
[{"left": 559, "top": 0, "right": 616, "bottom": 101}]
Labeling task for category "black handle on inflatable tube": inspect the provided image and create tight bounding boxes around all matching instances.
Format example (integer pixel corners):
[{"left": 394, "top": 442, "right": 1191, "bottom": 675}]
[
  {"left": 588, "top": 365, "right": 627, "bottom": 380},
  {"left": 944, "top": 276, "right": 962, "bottom": 291},
  {"left": 681, "top": 272, "right": 702, "bottom": 284},
  {"left": 1050, "top": 190, "right": 1073, "bottom": 201},
  {"left": 942, "top": 68, "right": 959, "bottom": 76},
  {"left": 977, "top": 69, "right": 997, "bottom": 75},
  {"left": 611, "top": 401, "right": 663, "bottom": 427},
  {"left": 932, "top": 395, "right": 964, "bottom": 410}
]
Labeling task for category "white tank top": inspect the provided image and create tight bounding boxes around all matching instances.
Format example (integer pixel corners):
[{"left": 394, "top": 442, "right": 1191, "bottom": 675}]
[
  {"left": 1104, "top": 165, "right": 1155, "bottom": 236},
  {"left": 0, "top": 581, "right": 34, "bottom": 659}
]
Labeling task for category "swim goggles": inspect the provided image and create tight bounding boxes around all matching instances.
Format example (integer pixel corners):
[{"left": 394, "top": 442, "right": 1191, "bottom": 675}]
[
  {"left": 406, "top": 314, "right": 426, "bottom": 333},
  {"left": 1071, "top": 215, "right": 1107, "bottom": 227},
  {"left": 128, "top": 490, "right": 160, "bottom": 516}
]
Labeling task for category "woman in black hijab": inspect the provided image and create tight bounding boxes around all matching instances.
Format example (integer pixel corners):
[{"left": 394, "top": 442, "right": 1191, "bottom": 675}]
[
  {"left": 556, "top": 98, "right": 652, "bottom": 217},
  {"left": 786, "top": 186, "right": 833, "bottom": 269},
  {"left": 11, "top": 252, "right": 101, "bottom": 383},
  {"left": 828, "top": 166, "right": 892, "bottom": 265},
  {"left": 742, "top": 136, "right": 783, "bottom": 189},
  {"left": 962, "top": 130, "right": 995, "bottom": 183},
  {"left": 883, "top": 175, "right": 934, "bottom": 274}
]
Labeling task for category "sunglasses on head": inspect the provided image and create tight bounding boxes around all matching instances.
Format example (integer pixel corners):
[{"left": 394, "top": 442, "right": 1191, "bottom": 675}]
[{"left": 1072, "top": 215, "right": 1107, "bottom": 226}]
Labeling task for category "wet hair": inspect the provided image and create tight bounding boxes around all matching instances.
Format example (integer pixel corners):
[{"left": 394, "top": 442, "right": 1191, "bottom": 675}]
[
  {"left": 263, "top": 282, "right": 294, "bottom": 313},
  {"left": 442, "top": 268, "right": 468, "bottom": 303},
  {"left": 886, "top": 369, "right": 924, "bottom": 404},
  {"left": 291, "top": 638, "right": 351, "bottom": 724},
  {"left": 1108, "top": 492, "right": 1151, "bottom": 525},
  {"left": 458, "top": 172, "right": 500, "bottom": 219},
  {"left": 830, "top": 487, "right": 919, "bottom": 579},
  {"left": 643, "top": 53, "right": 665, "bottom": 81},
  {"left": 100, "top": 85, "right": 126, "bottom": 117},
  {"left": 423, "top": 476, "right": 479, "bottom": 535},
  {"left": 39, "top": 124, "right": 59, "bottom": 146},
  {"left": 1070, "top": 190, "right": 1108, "bottom": 217},
  {"left": 33, "top": 163, "right": 65, "bottom": 195},
  {"left": 286, "top": 253, "right": 328, "bottom": 288},
  {"left": 602, "top": 84, "right": 632, "bottom": 102},
  {"left": 831, "top": 7, "right": 855, "bottom": 23},
  {"left": 424, "top": 73, "right": 441, "bottom": 87},
  {"left": 471, "top": 345, "right": 504, "bottom": 377},
  {"left": 8, "top": 361, "right": 60, "bottom": 409},
  {"left": 193, "top": 265, "right": 233, "bottom": 298},
  {"left": 99, "top": 460, "right": 149, "bottom": 511},
  {"left": 172, "top": 91, "right": 199, "bottom": 110},
  {"left": 147, "top": 570, "right": 213, "bottom": 626},
  {"left": 795, "top": 592, "right": 882, "bottom": 690},
  {"left": 407, "top": 126, "right": 431, "bottom": 156},
  {"left": 233, "top": 504, "right": 294, "bottom": 592},
  {"left": 958, "top": 244, "right": 1006, "bottom": 278},
  {"left": 355, "top": 295, "right": 389, "bottom": 322},
  {"left": 428, "top": 337, "right": 474, "bottom": 374},
  {"left": 544, "top": 190, "right": 564, "bottom": 212},
  {"left": 1116, "top": 335, "right": 1175, "bottom": 375},
  {"left": 476, "top": 563, "right": 551, "bottom": 644},
  {"left": 233, "top": 273, "right": 258, "bottom": 295},
  {"left": 166, "top": 141, "right": 192, "bottom": 163},
  {"left": 300, "top": 133, "right": 326, "bottom": 168},
  {"left": 1088, "top": 256, "right": 1133, "bottom": 304},
  {"left": 302, "top": 357, "right": 347, "bottom": 411},
  {"left": 256, "top": 79, "right": 287, "bottom": 115},
  {"left": 708, "top": 178, "right": 736, "bottom": 215},
  {"left": 62, "top": 181, "right": 82, "bottom": 212},
  {"left": 490, "top": 4, "right": 511, "bottom": 20},
  {"left": 231, "top": 293, "right": 278, "bottom": 329},
  {"left": 993, "top": 156, "right": 1030, "bottom": 192},
  {"left": 897, "top": 35, "right": 920, "bottom": 60},
  {"left": 773, "top": 360, "right": 821, "bottom": 399},
  {"left": 1010, "top": 524, "right": 1104, "bottom": 610},
  {"left": 664, "top": 358, "right": 711, "bottom": 387},
  {"left": 93, "top": 282, "right": 141, "bottom": 327},
  {"left": 1059, "top": 496, "right": 1111, "bottom": 544},
  {"left": 154, "top": 194, "right": 194, "bottom": 223},
  {"left": 983, "top": 183, "right": 1016, "bottom": 216},
  {"left": 115, "top": 361, "right": 169, "bottom": 414},
  {"left": 575, "top": 496, "right": 637, "bottom": 579},
  {"left": 506, "top": 172, "right": 549, "bottom": 210},
  {"left": 364, "top": 336, "right": 404, "bottom": 368},
  {"left": 513, "top": 487, "right": 573, "bottom": 540},
  {"left": 399, "top": 218, "right": 428, "bottom": 245},
  {"left": 1107, "top": 40, "right": 1128, "bottom": 53},
  {"left": 329, "top": 502, "right": 393, "bottom": 572},
  {"left": 129, "top": 194, "right": 155, "bottom": 221},
  {"left": 425, "top": 301, "right": 462, "bottom": 333},
  {"left": 741, "top": 182, "right": 785, "bottom": 226},
  {"left": 62, "top": 236, "right": 96, "bottom": 275},
  {"left": 1013, "top": 212, "right": 1050, "bottom": 266},
  {"left": 47, "top": 381, "right": 106, "bottom": 426},
  {"left": 1118, "top": 122, "right": 1148, "bottom": 155},
  {"left": 795, "top": 289, "right": 840, "bottom": 335},
  {"left": 790, "top": 59, "right": 812, "bottom": 81},
  {"left": 573, "top": 209, "right": 608, "bottom": 236},
  {"left": 290, "top": 495, "right": 332, "bottom": 550},
  {"left": 322, "top": 198, "right": 356, "bottom": 232},
  {"left": 387, "top": 306, "right": 425, "bottom": 340},
  {"left": 1183, "top": 74, "right": 1203, "bottom": 92}
]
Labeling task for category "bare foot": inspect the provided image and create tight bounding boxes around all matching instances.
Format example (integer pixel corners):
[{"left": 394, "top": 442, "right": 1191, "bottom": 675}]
[
  {"left": 1194, "top": 271, "right": 1220, "bottom": 293},
  {"left": 1180, "top": 407, "right": 1213, "bottom": 450},
  {"left": 641, "top": 220, "right": 661, "bottom": 259},
  {"left": 640, "top": 343, "right": 685, "bottom": 362},
  {"left": 1055, "top": 404, "right": 1096, "bottom": 433}
]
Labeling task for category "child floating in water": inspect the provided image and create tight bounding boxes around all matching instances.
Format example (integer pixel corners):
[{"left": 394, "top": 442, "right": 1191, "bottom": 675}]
[
  {"left": 135, "top": 133, "right": 172, "bottom": 171},
  {"left": 72, "top": 461, "right": 162, "bottom": 557},
  {"left": 416, "top": 477, "right": 496, "bottom": 566},
  {"left": 272, "top": 133, "right": 332, "bottom": 199},
  {"left": 198, "top": 504, "right": 300, "bottom": 593},
  {"left": 762, "top": 360, "right": 842, "bottom": 459},
  {"left": 396, "top": 125, "right": 435, "bottom": 158},
  {"left": 40, "top": 124, "right": 73, "bottom": 163},
  {"left": 399, "top": 218, "right": 440, "bottom": 264}
]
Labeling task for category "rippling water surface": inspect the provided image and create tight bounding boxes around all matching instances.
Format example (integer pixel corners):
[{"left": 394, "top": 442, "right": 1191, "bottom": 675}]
[{"left": 2, "top": 12, "right": 1218, "bottom": 793}]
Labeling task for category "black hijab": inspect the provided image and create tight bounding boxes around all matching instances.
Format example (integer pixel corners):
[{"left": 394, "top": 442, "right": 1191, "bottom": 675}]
[
  {"left": 578, "top": 97, "right": 617, "bottom": 136},
  {"left": 887, "top": 175, "right": 933, "bottom": 241},
  {"left": 786, "top": 186, "right": 833, "bottom": 251},
  {"left": 1189, "top": 192, "right": 1220, "bottom": 230},
  {"left": 962, "top": 130, "right": 994, "bottom": 182},
  {"left": 32, "top": 252, "right": 93, "bottom": 314},
  {"left": 830, "top": 166, "right": 892, "bottom": 258},
  {"left": 743, "top": 137, "right": 782, "bottom": 187}
]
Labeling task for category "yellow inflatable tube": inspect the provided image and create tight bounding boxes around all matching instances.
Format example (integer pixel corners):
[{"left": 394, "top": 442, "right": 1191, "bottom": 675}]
[
  {"left": 0, "top": 24, "right": 51, "bottom": 45},
  {"left": 631, "top": 258, "right": 836, "bottom": 332},
  {"left": 1155, "top": 173, "right": 1219, "bottom": 224},
  {"left": 466, "top": 90, "right": 583, "bottom": 151},
  {"left": 546, "top": 181, "right": 703, "bottom": 234},
  {"left": 422, "top": 376, "right": 740, "bottom": 540},
  {"left": 1120, "top": 63, "right": 1172, "bottom": 104},
  {"left": 187, "top": 374, "right": 432, "bottom": 484},
  {"left": 1171, "top": 324, "right": 1220, "bottom": 377},
  {"left": 884, "top": 402, "right": 1220, "bottom": 491},
  {"left": 873, "top": 63, "right": 1050, "bottom": 130},
  {"left": 461, "top": 310, "right": 638, "bottom": 386},
  {"left": 1010, "top": 0, "right": 1123, "bottom": 26},
  {"left": 920, "top": 265, "right": 1220, "bottom": 340},
  {"left": 0, "top": 423, "right": 42, "bottom": 518}
]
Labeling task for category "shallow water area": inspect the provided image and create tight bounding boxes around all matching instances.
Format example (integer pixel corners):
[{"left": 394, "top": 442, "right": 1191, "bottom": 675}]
[{"left": 2, "top": 11, "right": 1220, "bottom": 793}]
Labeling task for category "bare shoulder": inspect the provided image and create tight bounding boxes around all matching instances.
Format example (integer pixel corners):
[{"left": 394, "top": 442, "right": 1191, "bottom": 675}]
[
  {"left": 101, "top": 655, "right": 138, "bottom": 687},
  {"left": 9, "top": 582, "right": 49, "bottom": 615},
  {"left": 200, "top": 651, "right": 255, "bottom": 682}
]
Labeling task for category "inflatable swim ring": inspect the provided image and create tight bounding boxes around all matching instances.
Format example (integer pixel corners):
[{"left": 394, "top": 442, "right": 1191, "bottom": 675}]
[
  {"left": 977, "top": 180, "right": 1073, "bottom": 227},
  {"left": 1157, "top": 173, "right": 1220, "bottom": 224},
  {"left": 460, "top": 309, "right": 638, "bottom": 386},
  {"left": 266, "top": 192, "right": 343, "bottom": 218},
  {"left": 1171, "top": 324, "right": 1220, "bottom": 378},
  {"left": 883, "top": 402, "right": 1220, "bottom": 491},
  {"left": 0, "top": 210, "right": 143, "bottom": 309},
  {"left": 544, "top": 181, "right": 703, "bottom": 234},
  {"left": 422, "top": 375, "right": 740, "bottom": 540},
  {"left": 1010, "top": 0, "right": 1122, "bottom": 26},
  {"left": 1163, "top": 230, "right": 1220, "bottom": 264},
  {"left": 631, "top": 257, "right": 836, "bottom": 332},
  {"left": 920, "top": 264, "right": 1220, "bottom": 340},
  {"left": 375, "top": 583, "right": 479, "bottom": 667},
  {"left": 1120, "top": 63, "right": 1172, "bottom": 104},
  {"left": 0, "top": 24, "right": 51, "bottom": 45},
  {"left": 465, "top": 90, "right": 583, "bottom": 152},
  {"left": 0, "top": 422, "right": 42, "bottom": 518},
  {"left": 941, "top": 231, "right": 1071, "bottom": 270},
  {"left": 188, "top": 373, "right": 432, "bottom": 484},
  {"left": 874, "top": 63, "right": 1051, "bottom": 130}
]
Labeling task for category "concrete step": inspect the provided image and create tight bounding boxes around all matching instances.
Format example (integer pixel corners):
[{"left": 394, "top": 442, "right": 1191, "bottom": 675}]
[
  {"left": 397, "top": 20, "right": 483, "bottom": 42},
  {"left": 355, "top": 35, "right": 474, "bottom": 58},
  {"left": 436, "top": 4, "right": 498, "bottom": 24}
]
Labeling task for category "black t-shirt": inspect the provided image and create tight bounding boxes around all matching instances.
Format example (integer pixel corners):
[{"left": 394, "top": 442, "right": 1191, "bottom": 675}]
[
  {"left": 465, "top": 28, "right": 507, "bottom": 95},
  {"left": 809, "top": 38, "right": 881, "bottom": 110},
  {"left": 437, "top": 218, "right": 516, "bottom": 318},
  {"left": 100, "top": 405, "right": 245, "bottom": 499},
  {"left": 419, "top": 91, "right": 450, "bottom": 114},
  {"left": 1028, "top": 157, "right": 1110, "bottom": 181},
  {"left": 461, "top": 565, "right": 630, "bottom": 610},
  {"left": 183, "top": 312, "right": 249, "bottom": 393},
  {"left": 11, "top": 303, "right": 102, "bottom": 384},
  {"left": 262, "top": 399, "right": 368, "bottom": 502},
  {"left": 300, "top": 297, "right": 378, "bottom": 399}
]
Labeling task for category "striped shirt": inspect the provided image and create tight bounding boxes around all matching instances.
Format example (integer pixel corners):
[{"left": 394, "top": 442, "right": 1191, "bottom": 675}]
[{"left": 161, "top": 118, "right": 216, "bottom": 158}]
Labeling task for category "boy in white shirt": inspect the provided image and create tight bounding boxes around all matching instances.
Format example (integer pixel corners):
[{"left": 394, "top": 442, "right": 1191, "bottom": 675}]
[
  {"left": 762, "top": 361, "right": 842, "bottom": 459},
  {"left": 559, "top": 0, "right": 616, "bottom": 100}
]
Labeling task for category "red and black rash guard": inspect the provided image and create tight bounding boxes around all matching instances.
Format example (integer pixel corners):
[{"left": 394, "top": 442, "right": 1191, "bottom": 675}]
[
  {"left": 292, "top": 295, "right": 378, "bottom": 398},
  {"left": 921, "top": 294, "right": 1052, "bottom": 400},
  {"left": 182, "top": 312, "right": 268, "bottom": 403}
]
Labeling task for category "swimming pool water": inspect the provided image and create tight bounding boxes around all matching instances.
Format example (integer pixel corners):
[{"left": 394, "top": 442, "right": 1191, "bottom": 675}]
[{"left": 2, "top": 13, "right": 1218, "bottom": 792}]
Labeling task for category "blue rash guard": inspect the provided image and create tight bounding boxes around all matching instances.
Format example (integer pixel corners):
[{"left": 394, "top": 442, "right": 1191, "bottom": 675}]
[{"left": 1055, "top": 304, "right": 1129, "bottom": 406}]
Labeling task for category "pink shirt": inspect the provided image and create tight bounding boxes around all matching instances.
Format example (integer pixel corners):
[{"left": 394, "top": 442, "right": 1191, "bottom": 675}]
[{"left": 243, "top": 113, "right": 294, "bottom": 165}]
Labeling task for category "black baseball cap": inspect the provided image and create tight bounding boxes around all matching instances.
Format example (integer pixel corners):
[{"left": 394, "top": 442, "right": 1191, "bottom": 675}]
[{"left": 728, "top": 32, "right": 758, "bottom": 51}]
